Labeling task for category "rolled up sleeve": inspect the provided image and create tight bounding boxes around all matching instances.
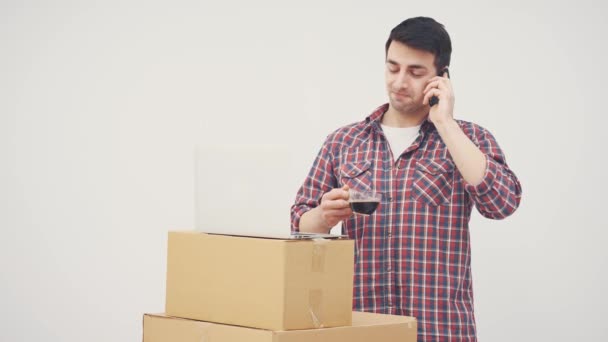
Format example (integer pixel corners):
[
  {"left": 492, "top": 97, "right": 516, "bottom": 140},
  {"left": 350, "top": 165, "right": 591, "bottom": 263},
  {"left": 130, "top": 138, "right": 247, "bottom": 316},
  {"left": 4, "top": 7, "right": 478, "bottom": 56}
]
[
  {"left": 290, "top": 138, "right": 339, "bottom": 232},
  {"left": 464, "top": 126, "right": 522, "bottom": 219}
]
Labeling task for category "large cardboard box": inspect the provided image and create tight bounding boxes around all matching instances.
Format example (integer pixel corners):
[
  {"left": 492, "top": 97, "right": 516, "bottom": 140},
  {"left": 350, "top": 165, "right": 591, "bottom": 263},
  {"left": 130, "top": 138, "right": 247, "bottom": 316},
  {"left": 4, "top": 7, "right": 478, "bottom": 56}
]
[
  {"left": 143, "top": 311, "right": 417, "bottom": 342},
  {"left": 165, "top": 231, "right": 354, "bottom": 330}
]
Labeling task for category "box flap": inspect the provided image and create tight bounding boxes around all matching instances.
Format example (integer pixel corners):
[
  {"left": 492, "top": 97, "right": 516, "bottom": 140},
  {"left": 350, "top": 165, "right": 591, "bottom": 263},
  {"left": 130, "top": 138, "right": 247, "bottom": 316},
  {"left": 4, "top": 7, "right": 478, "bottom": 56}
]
[{"left": 143, "top": 313, "right": 273, "bottom": 342}]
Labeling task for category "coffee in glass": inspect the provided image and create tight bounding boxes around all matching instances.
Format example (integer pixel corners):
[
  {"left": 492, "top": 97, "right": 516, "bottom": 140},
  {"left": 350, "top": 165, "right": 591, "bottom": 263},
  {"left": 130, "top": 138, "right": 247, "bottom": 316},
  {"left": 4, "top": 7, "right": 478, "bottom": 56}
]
[{"left": 349, "top": 189, "right": 382, "bottom": 215}]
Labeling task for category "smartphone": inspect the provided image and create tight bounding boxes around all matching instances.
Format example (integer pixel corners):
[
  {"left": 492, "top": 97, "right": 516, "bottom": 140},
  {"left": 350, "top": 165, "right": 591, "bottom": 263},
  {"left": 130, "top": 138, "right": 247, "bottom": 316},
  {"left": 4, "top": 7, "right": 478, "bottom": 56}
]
[{"left": 429, "top": 67, "right": 450, "bottom": 107}]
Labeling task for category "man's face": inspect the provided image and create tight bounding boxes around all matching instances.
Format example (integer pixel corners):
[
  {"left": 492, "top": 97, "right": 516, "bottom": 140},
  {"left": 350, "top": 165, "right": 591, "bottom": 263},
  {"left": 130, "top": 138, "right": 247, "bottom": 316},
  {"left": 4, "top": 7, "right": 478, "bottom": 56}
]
[{"left": 385, "top": 40, "right": 437, "bottom": 115}]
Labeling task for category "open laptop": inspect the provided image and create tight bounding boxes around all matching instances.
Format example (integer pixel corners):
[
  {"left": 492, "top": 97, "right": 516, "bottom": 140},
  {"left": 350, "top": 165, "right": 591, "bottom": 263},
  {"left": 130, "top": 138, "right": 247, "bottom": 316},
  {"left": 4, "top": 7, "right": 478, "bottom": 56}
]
[{"left": 194, "top": 143, "right": 344, "bottom": 239}]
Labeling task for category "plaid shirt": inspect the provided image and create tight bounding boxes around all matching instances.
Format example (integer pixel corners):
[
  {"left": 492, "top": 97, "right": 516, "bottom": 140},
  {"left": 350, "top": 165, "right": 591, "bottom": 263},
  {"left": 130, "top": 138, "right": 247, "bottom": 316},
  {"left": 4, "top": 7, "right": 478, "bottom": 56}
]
[{"left": 291, "top": 103, "right": 522, "bottom": 342}]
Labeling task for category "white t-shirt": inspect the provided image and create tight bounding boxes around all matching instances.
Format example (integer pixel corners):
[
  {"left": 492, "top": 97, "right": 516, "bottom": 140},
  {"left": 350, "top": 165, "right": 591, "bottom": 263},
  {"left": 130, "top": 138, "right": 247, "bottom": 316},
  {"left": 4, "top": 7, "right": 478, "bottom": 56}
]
[{"left": 380, "top": 123, "right": 422, "bottom": 161}]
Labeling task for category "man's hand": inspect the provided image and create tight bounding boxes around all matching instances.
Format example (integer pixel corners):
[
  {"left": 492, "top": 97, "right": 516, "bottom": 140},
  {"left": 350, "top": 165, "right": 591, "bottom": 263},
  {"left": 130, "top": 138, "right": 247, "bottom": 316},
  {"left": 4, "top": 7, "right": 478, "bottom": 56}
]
[
  {"left": 423, "top": 70, "right": 455, "bottom": 125},
  {"left": 318, "top": 185, "right": 353, "bottom": 228},
  {"left": 422, "top": 70, "right": 487, "bottom": 187},
  {"left": 298, "top": 185, "right": 353, "bottom": 233}
]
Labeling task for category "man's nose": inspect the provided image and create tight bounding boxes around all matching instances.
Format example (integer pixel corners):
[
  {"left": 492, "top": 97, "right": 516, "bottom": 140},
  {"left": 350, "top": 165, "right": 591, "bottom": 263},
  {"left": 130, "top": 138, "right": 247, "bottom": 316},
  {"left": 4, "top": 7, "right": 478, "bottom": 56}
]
[{"left": 393, "top": 71, "right": 409, "bottom": 89}]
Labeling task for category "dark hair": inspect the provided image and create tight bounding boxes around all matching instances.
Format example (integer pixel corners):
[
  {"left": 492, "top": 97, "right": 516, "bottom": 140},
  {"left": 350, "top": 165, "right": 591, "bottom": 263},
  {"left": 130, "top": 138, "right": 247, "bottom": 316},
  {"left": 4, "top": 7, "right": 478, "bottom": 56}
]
[{"left": 385, "top": 17, "right": 452, "bottom": 74}]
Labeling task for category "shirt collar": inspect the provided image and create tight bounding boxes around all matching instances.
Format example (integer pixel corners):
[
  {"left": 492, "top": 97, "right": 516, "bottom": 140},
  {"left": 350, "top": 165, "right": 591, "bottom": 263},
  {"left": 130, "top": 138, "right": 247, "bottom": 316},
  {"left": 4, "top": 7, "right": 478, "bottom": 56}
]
[{"left": 365, "top": 103, "right": 436, "bottom": 134}]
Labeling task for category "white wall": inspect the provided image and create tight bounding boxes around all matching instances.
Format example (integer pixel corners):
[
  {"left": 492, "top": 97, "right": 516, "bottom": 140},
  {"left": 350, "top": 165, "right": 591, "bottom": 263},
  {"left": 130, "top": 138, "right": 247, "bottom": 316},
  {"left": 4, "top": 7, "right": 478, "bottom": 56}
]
[{"left": 1, "top": 0, "right": 607, "bottom": 341}]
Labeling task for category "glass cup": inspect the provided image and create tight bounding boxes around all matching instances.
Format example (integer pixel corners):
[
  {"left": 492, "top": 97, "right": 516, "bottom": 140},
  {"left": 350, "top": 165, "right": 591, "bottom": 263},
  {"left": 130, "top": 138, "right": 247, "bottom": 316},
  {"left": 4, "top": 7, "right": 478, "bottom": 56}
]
[{"left": 348, "top": 189, "right": 382, "bottom": 215}]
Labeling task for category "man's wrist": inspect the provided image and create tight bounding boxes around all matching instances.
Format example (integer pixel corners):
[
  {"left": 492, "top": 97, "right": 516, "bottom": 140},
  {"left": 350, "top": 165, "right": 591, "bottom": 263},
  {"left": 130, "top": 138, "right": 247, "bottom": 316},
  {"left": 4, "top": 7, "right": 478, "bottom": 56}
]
[
  {"left": 434, "top": 117, "right": 459, "bottom": 135},
  {"left": 300, "top": 207, "right": 331, "bottom": 233}
]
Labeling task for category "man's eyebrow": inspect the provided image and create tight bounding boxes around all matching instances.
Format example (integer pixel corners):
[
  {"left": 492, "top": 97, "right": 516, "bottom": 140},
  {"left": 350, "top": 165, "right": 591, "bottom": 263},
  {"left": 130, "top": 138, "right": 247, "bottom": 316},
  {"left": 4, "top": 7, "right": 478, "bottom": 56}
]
[
  {"left": 408, "top": 65, "right": 428, "bottom": 70},
  {"left": 385, "top": 60, "right": 428, "bottom": 71}
]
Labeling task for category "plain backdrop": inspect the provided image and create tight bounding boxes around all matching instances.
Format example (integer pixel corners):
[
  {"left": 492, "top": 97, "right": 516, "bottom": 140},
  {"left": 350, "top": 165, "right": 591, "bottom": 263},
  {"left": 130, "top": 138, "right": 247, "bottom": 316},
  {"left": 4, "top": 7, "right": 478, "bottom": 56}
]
[{"left": 1, "top": 0, "right": 607, "bottom": 341}]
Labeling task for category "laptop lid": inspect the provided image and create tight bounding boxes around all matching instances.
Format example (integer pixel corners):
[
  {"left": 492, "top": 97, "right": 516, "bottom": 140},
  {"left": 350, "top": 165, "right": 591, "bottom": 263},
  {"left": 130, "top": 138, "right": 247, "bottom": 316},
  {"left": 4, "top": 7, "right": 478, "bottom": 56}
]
[{"left": 194, "top": 143, "right": 343, "bottom": 239}]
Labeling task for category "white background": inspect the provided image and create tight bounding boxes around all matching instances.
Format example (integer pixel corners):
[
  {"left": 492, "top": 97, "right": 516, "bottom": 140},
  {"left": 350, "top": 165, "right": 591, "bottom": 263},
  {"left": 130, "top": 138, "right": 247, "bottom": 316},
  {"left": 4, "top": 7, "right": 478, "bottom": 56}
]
[{"left": 2, "top": 0, "right": 607, "bottom": 341}]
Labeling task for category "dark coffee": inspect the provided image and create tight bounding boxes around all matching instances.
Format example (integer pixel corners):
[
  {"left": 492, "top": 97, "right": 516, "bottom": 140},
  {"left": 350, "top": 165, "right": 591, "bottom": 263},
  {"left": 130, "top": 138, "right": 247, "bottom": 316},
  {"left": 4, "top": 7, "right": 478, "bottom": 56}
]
[{"left": 350, "top": 200, "right": 380, "bottom": 215}]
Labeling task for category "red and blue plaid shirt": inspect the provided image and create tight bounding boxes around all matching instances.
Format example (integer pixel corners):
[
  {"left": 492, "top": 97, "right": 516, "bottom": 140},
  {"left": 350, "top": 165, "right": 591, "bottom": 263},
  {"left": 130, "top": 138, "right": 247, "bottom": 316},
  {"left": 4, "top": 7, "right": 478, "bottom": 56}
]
[{"left": 291, "top": 103, "right": 522, "bottom": 342}]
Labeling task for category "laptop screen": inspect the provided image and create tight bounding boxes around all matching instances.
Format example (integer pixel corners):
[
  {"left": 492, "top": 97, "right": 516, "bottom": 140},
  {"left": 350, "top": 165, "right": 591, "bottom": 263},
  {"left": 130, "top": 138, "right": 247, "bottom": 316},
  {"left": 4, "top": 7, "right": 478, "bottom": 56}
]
[{"left": 194, "top": 143, "right": 298, "bottom": 238}]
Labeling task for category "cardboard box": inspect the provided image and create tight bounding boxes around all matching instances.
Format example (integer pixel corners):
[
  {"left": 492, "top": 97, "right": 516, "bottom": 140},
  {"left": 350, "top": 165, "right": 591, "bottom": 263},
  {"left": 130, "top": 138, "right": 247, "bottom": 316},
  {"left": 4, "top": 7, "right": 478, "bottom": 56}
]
[
  {"left": 143, "top": 311, "right": 417, "bottom": 342},
  {"left": 165, "top": 231, "right": 354, "bottom": 330}
]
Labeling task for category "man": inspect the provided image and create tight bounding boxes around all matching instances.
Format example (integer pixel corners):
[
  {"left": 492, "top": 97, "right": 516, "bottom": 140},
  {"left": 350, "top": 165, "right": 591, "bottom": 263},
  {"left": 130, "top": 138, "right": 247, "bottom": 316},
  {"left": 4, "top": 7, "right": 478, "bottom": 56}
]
[{"left": 290, "top": 17, "right": 522, "bottom": 341}]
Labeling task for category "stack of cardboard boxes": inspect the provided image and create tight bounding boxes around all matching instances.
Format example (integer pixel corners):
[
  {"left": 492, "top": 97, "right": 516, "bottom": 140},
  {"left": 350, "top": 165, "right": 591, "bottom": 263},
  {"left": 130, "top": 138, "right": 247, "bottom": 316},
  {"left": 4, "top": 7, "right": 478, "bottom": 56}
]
[{"left": 142, "top": 231, "right": 417, "bottom": 341}]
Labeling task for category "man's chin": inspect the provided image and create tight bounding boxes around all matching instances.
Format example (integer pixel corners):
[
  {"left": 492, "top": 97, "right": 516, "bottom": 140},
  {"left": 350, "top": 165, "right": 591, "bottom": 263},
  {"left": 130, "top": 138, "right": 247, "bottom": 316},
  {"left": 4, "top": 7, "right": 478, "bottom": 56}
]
[{"left": 390, "top": 101, "right": 423, "bottom": 115}]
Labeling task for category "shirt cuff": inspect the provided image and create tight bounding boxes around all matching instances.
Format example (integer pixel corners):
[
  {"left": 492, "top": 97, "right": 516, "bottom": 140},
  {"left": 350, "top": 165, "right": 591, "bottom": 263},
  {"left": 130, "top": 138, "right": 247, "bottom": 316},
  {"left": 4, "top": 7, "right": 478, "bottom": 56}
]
[
  {"left": 464, "top": 156, "right": 498, "bottom": 196},
  {"left": 291, "top": 205, "right": 312, "bottom": 233}
]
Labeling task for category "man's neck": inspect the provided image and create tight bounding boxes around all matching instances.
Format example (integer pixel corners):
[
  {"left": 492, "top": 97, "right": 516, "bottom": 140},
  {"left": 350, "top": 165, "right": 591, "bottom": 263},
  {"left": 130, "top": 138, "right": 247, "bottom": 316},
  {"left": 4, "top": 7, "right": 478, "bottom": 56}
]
[{"left": 381, "top": 106, "right": 427, "bottom": 128}]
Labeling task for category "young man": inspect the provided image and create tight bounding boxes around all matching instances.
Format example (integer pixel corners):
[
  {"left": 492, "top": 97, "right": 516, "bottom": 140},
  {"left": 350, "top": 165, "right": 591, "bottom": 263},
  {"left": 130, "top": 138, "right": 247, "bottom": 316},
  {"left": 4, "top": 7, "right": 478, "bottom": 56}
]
[{"left": 291, "top": 17, "right": 522, "bottom": 342}]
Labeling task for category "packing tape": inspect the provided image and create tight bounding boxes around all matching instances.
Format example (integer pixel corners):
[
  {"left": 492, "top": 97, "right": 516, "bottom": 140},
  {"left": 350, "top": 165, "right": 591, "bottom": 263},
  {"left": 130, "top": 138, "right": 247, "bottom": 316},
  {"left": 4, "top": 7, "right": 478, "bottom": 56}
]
[
  {"left": 198, "top": 323, "right": 211, "bottom": 342},
  {"left": 308, "top": 289, "right": 324, "bottom": 328},
  {"left": 311, "top": 238, "right": 328, "bottom": 272},
  {"left": 309, "top": 238, "right": 328, "bottom": 327}
]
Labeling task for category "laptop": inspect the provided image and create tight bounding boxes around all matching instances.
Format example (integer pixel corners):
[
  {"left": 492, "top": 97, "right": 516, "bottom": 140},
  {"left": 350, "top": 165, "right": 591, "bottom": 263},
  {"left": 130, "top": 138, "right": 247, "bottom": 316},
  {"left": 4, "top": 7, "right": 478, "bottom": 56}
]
[{"left": 194, "top": 143, "right": 344, "bottom": 239}]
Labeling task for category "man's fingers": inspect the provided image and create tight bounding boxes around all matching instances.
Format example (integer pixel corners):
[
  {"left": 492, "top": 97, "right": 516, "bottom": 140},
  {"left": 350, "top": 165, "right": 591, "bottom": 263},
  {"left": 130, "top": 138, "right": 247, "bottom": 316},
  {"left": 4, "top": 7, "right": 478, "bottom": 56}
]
[
  {"left": 319, "top": 186, "right": 354, "bottom": 227},
  {"left": 423, "top": 80, "right": 438, "bottom": 94},
  {"left": 326, "top": 207, "right": 353, "bottom": 217},
  {"left": 322, "top": 208, "right": 353, "bottom": 226},
  {"left": 423, "top": 88, "right": 441, "bottom": 106},
  {"left": 322, "top": 198, "right": 350, "bottom": 210},
  {"left": 424, "top": 79, "right": 444, "bottom": 94},
  {"left": 323, "top": 187, "right": 350, "bottom": 201},
  {"left": 425, "top": 77, "right": 450, "bottom": 93}
]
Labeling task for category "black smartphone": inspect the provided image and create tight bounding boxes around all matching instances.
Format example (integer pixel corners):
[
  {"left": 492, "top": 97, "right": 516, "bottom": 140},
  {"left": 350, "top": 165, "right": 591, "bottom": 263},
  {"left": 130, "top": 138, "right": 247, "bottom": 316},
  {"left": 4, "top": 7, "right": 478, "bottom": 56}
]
[{"left": 429, "top": 67, "right": 450, "bottom": 107}]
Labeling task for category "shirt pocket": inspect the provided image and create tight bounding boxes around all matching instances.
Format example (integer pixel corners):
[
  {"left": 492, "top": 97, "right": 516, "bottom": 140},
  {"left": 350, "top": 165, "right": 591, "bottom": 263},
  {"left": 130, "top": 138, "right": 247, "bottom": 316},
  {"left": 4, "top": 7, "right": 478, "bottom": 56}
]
[
  {"left": 340, "top": 160, "right": 372, "bottom": 191},
  {"left": 412, "top": 158, "right": 455, "bottom": 206}
]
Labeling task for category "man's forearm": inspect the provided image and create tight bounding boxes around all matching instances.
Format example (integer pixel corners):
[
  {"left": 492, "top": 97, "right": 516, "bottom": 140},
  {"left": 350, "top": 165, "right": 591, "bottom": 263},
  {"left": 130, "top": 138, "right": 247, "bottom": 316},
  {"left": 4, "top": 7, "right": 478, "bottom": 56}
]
[
  {"left": 298, "top": 207, "right": 332, "bottom": 233},
  {"left": 434, "top": 119, "right": 486, "bottom": 186}
]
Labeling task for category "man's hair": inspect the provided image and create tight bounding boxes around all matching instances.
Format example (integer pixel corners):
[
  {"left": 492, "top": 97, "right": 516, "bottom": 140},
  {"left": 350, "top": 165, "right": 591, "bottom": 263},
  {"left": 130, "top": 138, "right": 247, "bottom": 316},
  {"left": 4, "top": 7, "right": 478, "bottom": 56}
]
[{"left": 385, "top": 17, "right": 452, "bottom": 74}]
